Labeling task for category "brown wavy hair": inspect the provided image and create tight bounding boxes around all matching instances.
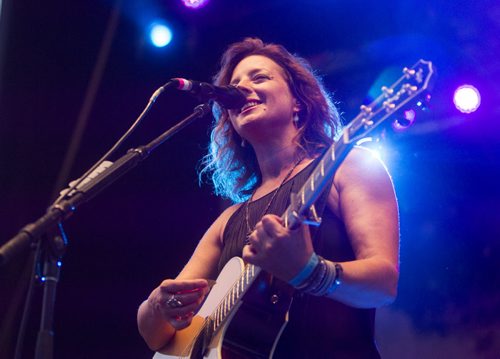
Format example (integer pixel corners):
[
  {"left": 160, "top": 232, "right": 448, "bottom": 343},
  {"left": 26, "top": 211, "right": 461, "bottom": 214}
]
[{"left": 199, "top": 38, "right": 341, "bottom": 203}]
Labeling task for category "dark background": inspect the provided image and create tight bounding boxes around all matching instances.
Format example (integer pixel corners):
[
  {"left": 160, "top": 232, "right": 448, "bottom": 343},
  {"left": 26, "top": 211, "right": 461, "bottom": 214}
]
[{"left": 1, "top": 0, "right": 499, "bottom": 358}]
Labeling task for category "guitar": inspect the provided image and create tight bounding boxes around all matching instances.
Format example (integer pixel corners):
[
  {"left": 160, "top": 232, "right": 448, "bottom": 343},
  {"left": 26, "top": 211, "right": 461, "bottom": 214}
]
[{"left": 154, "top": 60, "right": 435, "bottom": 359}]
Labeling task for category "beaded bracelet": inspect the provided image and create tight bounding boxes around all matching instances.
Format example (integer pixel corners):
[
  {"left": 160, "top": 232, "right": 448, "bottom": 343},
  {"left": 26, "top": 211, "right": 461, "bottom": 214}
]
[
  {"left": 326, "top": 263, "right": 343, "bottom": 295},
  {"left": 291, "top": 256, "right": 343, "bottom": 296}
]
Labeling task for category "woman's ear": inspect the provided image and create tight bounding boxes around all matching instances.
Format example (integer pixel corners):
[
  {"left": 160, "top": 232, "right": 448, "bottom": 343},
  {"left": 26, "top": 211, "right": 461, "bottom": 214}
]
[{"left": 293, "top": 99, "right": 302, "bottom": 113}]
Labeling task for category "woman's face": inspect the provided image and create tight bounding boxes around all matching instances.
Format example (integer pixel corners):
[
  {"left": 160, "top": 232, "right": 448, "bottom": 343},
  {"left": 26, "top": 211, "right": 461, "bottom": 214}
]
[{"left": 228, "top": 55, "right": 299, "bottom": 139}]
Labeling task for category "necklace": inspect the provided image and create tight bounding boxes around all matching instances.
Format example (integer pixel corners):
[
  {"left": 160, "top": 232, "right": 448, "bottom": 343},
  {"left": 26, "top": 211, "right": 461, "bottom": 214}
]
[{"left": 245, "top": 156, "right": 304, "bottom": 239}]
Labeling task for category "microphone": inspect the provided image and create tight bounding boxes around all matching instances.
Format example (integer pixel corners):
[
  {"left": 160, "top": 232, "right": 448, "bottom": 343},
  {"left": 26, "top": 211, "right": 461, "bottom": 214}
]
[{"left": 171, "top": 78, "right": 246, "bottom": 109}]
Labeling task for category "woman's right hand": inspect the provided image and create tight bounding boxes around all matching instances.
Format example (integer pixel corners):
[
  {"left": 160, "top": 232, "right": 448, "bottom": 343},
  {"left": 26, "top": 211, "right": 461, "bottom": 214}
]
[{"left": 147, "top": 278, "right": 210, "bottom": 330}]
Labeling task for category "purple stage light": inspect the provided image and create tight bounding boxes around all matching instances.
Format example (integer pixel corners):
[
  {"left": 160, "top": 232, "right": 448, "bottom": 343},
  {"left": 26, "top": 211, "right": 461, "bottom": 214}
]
[
  {"left": 182, "top": 0, "right": 209, "bottom": 9},
  {"left": 453, "top": 85, "right": 481, "bottom": 114}
]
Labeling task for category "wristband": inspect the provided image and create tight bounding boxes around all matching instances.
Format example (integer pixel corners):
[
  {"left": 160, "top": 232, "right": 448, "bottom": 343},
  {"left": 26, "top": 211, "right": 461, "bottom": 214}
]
[{"left": 288, "top": 252, "right": 319, "bottom": 287}]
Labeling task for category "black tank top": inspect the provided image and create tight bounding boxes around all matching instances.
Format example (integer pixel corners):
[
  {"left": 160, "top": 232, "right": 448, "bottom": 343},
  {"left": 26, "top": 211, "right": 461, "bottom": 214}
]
[{"left": 219, "top": 159, "right": 381, "bottom": 358}]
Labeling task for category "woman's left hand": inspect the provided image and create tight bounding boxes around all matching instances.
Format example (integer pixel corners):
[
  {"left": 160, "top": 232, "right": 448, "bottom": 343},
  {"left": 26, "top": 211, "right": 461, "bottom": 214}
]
[{"left": 242, "top": 214, "right": 314, "bottom": 282}]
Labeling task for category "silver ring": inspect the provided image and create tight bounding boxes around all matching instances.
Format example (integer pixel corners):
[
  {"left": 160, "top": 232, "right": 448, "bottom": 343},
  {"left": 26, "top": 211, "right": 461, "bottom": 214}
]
[{"left": 166, "top": 294, "right": 183, "bottom": 308}]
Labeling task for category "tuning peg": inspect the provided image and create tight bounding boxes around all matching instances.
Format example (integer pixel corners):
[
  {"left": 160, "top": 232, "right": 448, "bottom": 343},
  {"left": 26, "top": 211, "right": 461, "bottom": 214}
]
[
  {"left": 383, "top": 101, "right": 396, "bottom": 112},
  {"left": 360, "top": 105, "right": 372, "bottom": 113},
  {"left": 381, "top": 86, "right": 394, "bottom": 98},
  {"left": 403, "top": 83, "right": 419, "bottom": 95},
  {"left": 403, "top": 67, "right": 416, "bottom": 78}
]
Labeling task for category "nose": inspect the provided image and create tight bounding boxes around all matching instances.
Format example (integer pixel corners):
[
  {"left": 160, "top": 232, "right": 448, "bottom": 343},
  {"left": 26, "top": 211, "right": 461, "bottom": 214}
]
[{"left": 235, "top": 78, "right": 252, "bottom": 94}]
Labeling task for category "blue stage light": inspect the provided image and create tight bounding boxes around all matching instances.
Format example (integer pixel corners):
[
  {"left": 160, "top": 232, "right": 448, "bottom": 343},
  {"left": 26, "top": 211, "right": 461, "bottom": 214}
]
[{"left": 149, "top": 23, "right": 172, "bottom": 48}]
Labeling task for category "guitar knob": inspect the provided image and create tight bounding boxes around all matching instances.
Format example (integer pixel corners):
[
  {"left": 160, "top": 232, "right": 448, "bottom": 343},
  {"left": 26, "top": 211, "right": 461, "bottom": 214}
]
[{"left": 270, "top": 294, "right": 279, "bottom": 304}]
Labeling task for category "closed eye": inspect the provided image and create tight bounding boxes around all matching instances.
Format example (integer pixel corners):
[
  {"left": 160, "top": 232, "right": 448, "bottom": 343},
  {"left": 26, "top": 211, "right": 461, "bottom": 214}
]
[{"left": 252, "top": 74, "right": 271, "bottom": 83}]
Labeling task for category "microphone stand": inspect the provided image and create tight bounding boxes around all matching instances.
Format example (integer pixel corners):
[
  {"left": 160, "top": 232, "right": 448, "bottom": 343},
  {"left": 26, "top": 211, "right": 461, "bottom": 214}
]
[{"left": 0, "top": 102, "right": 211, "bottom": 359}]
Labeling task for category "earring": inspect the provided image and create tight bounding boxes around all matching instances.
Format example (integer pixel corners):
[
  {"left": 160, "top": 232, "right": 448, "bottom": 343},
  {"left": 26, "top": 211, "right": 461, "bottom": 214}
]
[
  {"left": 241, "top": 138, "right": 246, "bottom": 147},
  {"left": 293, "top": 113, "right": 299, "bottom": 124}
]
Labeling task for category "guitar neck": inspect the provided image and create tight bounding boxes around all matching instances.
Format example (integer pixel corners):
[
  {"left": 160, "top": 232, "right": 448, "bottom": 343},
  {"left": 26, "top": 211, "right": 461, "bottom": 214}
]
[{"left": 282, "top": 138, "right": 353, "bottom": 229}]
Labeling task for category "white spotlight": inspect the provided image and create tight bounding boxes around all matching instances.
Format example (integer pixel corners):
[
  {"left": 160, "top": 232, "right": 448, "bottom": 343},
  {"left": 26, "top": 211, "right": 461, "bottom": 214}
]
[{"left": 454, "top": 85, "right": 481, "bottom": 114}]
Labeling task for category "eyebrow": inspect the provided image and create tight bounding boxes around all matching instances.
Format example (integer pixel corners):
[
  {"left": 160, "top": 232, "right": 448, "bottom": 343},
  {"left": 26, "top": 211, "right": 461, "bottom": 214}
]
[{"left": 230, "top": 68, "right": 270, "bottom": 85}]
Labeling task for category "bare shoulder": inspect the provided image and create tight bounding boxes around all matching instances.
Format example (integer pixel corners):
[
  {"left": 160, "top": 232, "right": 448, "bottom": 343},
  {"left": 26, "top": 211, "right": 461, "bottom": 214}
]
[
  {"left": 209, "top": 202, "right": 244, "bottom": 245},
  {"left": 335, "top": 146, "right": 393, "bottom": 187},
  {"left": 328, "top": 146, "right": 395, "bottom": 217},
  {"left": 193, "top": 202, "right": 243, "bottom": 248},
  {"left": 177, "top": 202, "right": 243, "bottom": 280}
]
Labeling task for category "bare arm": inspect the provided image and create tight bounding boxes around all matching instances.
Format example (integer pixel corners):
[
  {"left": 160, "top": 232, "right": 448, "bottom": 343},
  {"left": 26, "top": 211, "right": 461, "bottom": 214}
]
[
  {"left": 325, "top": 147, "right": 400, "bottom": 307},
  {"left": 243, "top": 147, "right": 399, "bottom": 308},
  {"left": 137, "top": 204, "right": 240, "bottom": 350}
]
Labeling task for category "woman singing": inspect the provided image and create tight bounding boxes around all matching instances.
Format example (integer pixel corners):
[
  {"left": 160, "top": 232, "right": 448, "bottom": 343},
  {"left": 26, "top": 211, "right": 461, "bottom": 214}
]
[{"left": 137, "top": 37, "right": 399, "bottom": 358}]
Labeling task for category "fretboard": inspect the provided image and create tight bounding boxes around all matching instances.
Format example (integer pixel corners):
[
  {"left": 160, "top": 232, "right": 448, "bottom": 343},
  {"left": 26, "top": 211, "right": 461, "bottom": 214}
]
[{"left": 208, "top": 263, "right": 261, "bottom": 334}]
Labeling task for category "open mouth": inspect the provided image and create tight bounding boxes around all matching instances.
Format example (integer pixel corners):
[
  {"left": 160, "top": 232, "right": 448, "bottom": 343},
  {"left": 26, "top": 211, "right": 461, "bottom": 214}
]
[{"left": 240, "top": 100, "right": 261, "bottom": 114}]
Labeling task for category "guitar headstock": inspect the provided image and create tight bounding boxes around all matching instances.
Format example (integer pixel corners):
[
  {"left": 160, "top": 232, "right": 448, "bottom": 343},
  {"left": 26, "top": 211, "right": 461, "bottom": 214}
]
[{"left": 343, "top": 59, "right": 435, "bottom": 145}]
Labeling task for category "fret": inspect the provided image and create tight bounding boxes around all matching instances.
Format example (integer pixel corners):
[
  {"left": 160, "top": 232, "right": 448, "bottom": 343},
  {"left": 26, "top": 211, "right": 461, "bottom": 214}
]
[
  {"left": 218, "top": 301, "right": 223, "bottom": 320},
  {"left": 215, "top": 311, "right": 220, "bottom": 329},
  {"left": 314, "top": 170, "right": 320, "bottom": 183},
  {"left": 310, "top": 176, "right": 315, "bottom": 192},
  {"left": 342, "top": 129, "right": 350, "bottom": 144},
  {"left": 320, "top": 160, "right": 325, "bottom": 177}
]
